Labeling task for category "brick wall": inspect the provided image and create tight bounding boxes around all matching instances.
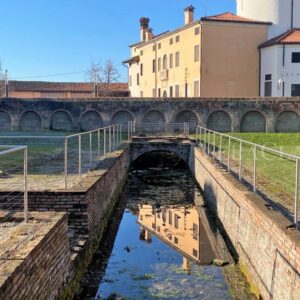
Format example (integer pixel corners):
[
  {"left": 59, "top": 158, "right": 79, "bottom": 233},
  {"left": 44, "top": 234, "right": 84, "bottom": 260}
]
[
  {"left": 190, "top": 146, "right": 300, "bottom": 299},
  {"left": 0, "top": 212, "right": 71, "bottom": 300}
]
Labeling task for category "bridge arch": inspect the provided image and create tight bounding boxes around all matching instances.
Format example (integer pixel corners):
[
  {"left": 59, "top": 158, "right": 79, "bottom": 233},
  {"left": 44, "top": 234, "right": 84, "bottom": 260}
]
[
  {"left": 80, "top": 110, "right": 103, "bottom": 131},
  {"left": 19, "top": 110, "right": 42, "bottom": 131},
  {"left": 241, "top": 111, "right": 266, "bottom": 132},
  {"left": 207, "top": 110, "right": 231, "bottom": 132},
  {"left": 173, "top": 110, "right": 199, "bottom": 133},
  {"left": 50, "top": 110, "right": 73, "bottom": 131},
  {"left": 275, "top": 111, "right": 300, "bottom": 133},
  {"left": 111, "top": 110, "right": 134, "bottom": 132},
  {"left": 0, "top": 110, "right": 12, "bottom": 131},
  {"left": 142, "top": 110, "right": 166, "bottom": 124}
]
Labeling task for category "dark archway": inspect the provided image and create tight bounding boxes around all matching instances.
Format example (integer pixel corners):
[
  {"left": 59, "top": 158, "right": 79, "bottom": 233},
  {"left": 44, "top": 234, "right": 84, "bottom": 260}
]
[
  {"left": 80, "top": 111, "right": 103, "bottom": 131},
  {"left": 0, "top": 111, "right": 12, "bottom": 131},
  {"left": 207, "top": 110, "right": 231, "bottom": 132},
  {"left": 276, "top": 111, "right": 300, "bottom": 133},
  {"left": 174, "top": 110, "right": 198, "bottom": 133},
  {"left": 111, "top": 110, "right": 134, "bottom": 132},
  {"left": 51, "top": 110, "right": 73, "bottom": 131},
  {"left": 19, "top": 111, "right": 42, "bottom": 131},
  {"left": 241, "top": 111, "right": 266, "bottom": 132}
]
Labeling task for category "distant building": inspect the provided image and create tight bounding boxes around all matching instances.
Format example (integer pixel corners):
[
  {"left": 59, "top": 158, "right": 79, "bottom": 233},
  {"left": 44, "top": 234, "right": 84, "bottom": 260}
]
[
  {"left": 123, "top": 6, "right": 270, "bottom": 98},
  {"left": 0, "top": 80, "right": 129, "bottom": 98}
]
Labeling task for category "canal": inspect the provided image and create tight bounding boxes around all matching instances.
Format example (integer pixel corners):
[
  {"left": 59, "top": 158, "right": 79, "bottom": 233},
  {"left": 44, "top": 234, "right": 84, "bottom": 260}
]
[{"left": 75, "top": 152, "right": 253, "bottom": 300}]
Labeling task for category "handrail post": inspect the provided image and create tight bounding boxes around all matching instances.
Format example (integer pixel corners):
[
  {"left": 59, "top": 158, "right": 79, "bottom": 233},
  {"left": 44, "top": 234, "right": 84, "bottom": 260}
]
[
  {"left": 78, "top": 135, "right": 81, "bottom": 177},
  {"left": 208, "top": 130, "right": 210, "bottom": 156},
  {"left": 213, "top": 132, "right": 216, "bottom": 160},
  {"left": 239, "top": 141, "right": 242, "bottom": 181},
  {"left": 97, "top": 129, "right": 100, "bottom": 157},
  {"left": 119, "top": 124, "right": 122, "bottom": 145},
  {"left": 227, "top": 136, "right": 231, "bottom": 172},
  {"left": 128, "top": 121, "right": 130, "bottom": 141},
  {"left": 24, "top": 147, "right": 28, "bottom": 223},
  {"left": 109, "top": 126, "right": 112, "bottom": 153},
  {"left": 64, "top": 137, "right": 68, "bottom": 189},
  {"left": 295, "top": 158, "right": 299, "bottom": 229},
  {"left": 253, "top": 145, "right": 257, "bottom": 192},
  {"left": 89, "top": 132, "right": 92, "bottom": 164},
  {"left": 219, "top": 134, "right": 222, "bottom": 162}
]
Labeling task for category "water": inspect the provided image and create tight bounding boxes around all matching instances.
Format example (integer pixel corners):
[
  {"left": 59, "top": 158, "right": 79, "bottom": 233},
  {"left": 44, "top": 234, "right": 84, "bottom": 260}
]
[{"left": 76, "top": 152, "right": 252, "bottom": 300}]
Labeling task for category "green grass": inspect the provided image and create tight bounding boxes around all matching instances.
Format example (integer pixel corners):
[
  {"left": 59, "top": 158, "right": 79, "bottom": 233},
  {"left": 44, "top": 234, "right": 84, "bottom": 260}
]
[{"left": 194, "top": 132, "right": 300, "bottom": 216}]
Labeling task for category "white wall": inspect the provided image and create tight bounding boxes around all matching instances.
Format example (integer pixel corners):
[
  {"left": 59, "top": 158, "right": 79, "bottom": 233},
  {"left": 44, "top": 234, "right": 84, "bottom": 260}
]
[
  {"left": 261, "top": 45, "right": 300, "bottom": 96},
  {"left": 236, "top": 0, "right": 298, "bottom": 38}
]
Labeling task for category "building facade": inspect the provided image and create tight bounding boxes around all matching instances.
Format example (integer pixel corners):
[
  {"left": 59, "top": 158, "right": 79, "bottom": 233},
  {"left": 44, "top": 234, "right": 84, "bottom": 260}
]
[{"left": 124, "top": 6, "right": 269, "bottom": 98}]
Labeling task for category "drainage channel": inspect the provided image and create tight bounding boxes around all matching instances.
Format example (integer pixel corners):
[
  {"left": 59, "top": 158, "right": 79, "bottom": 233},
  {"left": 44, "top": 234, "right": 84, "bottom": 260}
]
[{"left": 75, "top": 152, "right": 254, "bottom": 300}]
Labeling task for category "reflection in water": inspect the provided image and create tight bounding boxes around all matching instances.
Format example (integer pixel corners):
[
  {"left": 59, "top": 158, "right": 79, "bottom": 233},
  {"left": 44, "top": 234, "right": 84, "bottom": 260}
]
[{"left": 76, "top": 152, "right": 250, "bottom": 299}]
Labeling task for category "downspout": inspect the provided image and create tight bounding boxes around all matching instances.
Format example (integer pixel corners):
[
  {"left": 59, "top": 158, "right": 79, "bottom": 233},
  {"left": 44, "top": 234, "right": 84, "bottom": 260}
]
[
  {"left": 259, "top": 49, "right": 262, "bottom": 96},
  {"left": 291, "top": 0, "right": 294, "bottom": 29},
  {"left": 282, "top": 45, "right": 286, "bottom": 97}
]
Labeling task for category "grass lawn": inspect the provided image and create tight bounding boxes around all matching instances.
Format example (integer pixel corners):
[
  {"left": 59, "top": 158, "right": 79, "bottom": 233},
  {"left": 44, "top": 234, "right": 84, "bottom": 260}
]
[{"left": 194, "top": 132, "right": 300, "bottom": 218}]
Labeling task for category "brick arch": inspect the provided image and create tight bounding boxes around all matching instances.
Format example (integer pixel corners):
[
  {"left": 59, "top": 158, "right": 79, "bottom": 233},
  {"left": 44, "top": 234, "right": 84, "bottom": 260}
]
[
  {"left": 173, "top": 109, "right": 199, "bottom": 133},
  {"left": 19, "top": 110, "right": 42, "bottom": 131},
  {"left": 0, "top": 110, "right": 12, "bottom": 131},
  {"left": 80, "top": 110, "right": 103, "bottom": 131},
  {"left": 207, "top": 110, "right": 231, "bottom": 132},
  {"left": 276, "top": 111, "right": 300, "bottom": 133},
  {"left": 50, "top": 110, "right": 73, "bottom": 131},
  {"left": 241, "top": 111, "right": 266, "bottom": 132},
  {"left": 111, "top": 110, "right": 134, "bottom": 132},
  {"left": 141, "top": 110, "right": 166, "bottom": 133}
]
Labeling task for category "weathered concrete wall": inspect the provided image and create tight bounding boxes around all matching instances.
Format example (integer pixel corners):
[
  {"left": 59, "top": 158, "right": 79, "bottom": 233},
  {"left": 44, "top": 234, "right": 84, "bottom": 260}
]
[
  {"left": 190, "top": 147, "right": 300, "bottom": 299},
  {"left": 0, "top": 212, "right": 70, "bottom": 300},
  {"left": 1, "top": 97, "right": 300, "bottom": 132}
]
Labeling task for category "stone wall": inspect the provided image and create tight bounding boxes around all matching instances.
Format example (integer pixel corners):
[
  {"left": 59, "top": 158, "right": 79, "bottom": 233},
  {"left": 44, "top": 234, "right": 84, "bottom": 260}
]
[
  {"left": 190, "top": 146, "right": 300, "bottom": 299},
  {"left": 1, "top": 97, "right": 300, "bottom": 132},
  {"left": 0, "top": 212, "right": 71, "bottom": 300}
]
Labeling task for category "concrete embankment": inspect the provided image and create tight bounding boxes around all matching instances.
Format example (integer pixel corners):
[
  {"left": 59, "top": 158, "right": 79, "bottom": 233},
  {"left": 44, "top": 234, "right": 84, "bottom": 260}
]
[{"left": 189, "top": 146, "right": 300, "bottom": 299}]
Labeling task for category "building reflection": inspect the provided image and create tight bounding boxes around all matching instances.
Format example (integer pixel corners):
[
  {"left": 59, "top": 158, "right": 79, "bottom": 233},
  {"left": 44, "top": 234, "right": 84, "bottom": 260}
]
[{"left": 137, "top": 204, "right": 215, "bottom": 270}]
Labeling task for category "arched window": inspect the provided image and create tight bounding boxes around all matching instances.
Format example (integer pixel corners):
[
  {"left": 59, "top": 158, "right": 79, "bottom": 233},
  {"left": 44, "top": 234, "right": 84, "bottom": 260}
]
[{"left": 163, "top": 55, "right": 168, "bottom": 70}]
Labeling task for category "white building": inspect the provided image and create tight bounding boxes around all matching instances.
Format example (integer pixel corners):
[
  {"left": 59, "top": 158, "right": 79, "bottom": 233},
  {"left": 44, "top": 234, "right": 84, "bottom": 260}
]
[{"left": 236, "top": 0, "right": 300, "bottom": 96}]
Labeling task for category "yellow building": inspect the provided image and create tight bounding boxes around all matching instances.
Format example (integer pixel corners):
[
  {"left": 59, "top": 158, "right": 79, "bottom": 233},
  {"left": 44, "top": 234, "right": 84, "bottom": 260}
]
[{"left": 123, "top": 6, "right": 270, "bottom": 98}]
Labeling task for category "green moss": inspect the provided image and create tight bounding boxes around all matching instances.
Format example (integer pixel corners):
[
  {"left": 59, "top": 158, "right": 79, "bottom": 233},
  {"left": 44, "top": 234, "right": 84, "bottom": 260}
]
[{"left": 239, "top": 262, "right": 261, "bottom": 299}]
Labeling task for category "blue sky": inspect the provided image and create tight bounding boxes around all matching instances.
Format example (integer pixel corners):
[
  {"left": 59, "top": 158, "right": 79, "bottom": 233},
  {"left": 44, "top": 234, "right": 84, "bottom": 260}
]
[{"left": 0, "top": 0, "right": 236, "bottom": 82}]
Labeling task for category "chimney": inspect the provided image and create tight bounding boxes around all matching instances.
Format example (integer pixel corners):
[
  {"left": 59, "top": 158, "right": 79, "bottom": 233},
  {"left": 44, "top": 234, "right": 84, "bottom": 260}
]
[
  {"left": 145, "top": 28, "right": 153, "bottom": 42},
  {"left": 184, "top": 5, "right": 195, "bottom": 25},
  {"left": 140, "top": 17, "right": 150, "bottom": 41}
]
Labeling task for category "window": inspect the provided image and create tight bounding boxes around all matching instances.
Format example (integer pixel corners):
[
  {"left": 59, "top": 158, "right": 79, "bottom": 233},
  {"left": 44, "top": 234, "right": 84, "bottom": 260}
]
[
  {"left": 194, "top": 80, "right": 199, "bottom": 97},
  {"left": 169, "top": 53, "right": 173, "bottom": 68},
  {"left": 158, "top": 57, "right": 161, "bottom": 71},
  {"left": 168, "top": 211, "right": 172, "bottom": 225},
  {"left": 192, "top": 249, "right": 198, "bottom": 258},
  {"left": 174, "top": 214, "right": 179, "bottom": 229},
  {"left": 163, "top": 90, "right": 167, "bottom": 97},
  {"left": 192, "top": 223, "right": 198, "bottom": 240},
  {"left": 152, "top": 59, "right": 156, "bottom": 73},
  {"left": 195, "top": 27, "right": 200, "bottom": 35},
  {"left": 170, "top": 38, "right": 173, "bottom": 45},
  {"left": 175, "top": 52, "right": 180, "bottom": 67},
  {"left": 158, "top": 88, "right": 161, "bottom": 97},
  {"left": 174, "top": 237, "right": 178, "bottom": 244},
  {"left": 169, "top": 86, "right": 173, "bottom": 98},
  {"left": 185, "top": 83, "right": 188, "bottom": 97},
  {"left": 129, "top": 75, "right": 132, "bottom": 87},
  {"left": 163, "top": 55, "right": 167, "bottom": 70},
  {"left": 168, "top": 234, "right": 172, "bottom": 241},
  {"left": 157, "top": 226, "right": 160, "bottom": 233},
  {"left": 175, "top": 35, "right": 180, "bottom": 43},
  {"left": 158, "top": 43, "right": 161, "bottom": 49},
  {"left": 140, "top": 91, "right": 143, "bottom": 97},
  {"left": 264, "top": 74, "right": 272, "bottom": 96},
  {"left": 292, "top": 52, "right": 300, "bottom": 63},
  {"left": 152, "top": 223, "right": 155, "bottom": 229},
  {"left": 137, "top": 74, "right": 140, "bottom": 86},
  {"left": 194, "top": 45, "right": 200, "bottom": 62},
  {"left": 140, "top": 63, "right": 143, "bottom": 76},
  {"left": 292, "top": 84, "right": 300, "bottom": 96},
  {"left": 175, "top": 85, "right": 180, "bottom": 97},
  {"left": 152, "top": 88, "right": 156, "bottom": 97}
]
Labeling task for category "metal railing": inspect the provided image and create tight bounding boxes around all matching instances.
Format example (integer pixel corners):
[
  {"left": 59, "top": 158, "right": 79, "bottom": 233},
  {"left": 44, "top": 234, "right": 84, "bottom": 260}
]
[
  {"left": 196, "top": 126, "right": 300, "bottom": 230},
  {"left": 128, "top": 122, "right": 193, "bottom": 139},
  {"left": 0, "top": 145, "right": 28, "bottom": 223},
  {"left": 0, "top": 124, "right": 122, "bottom": 191}
]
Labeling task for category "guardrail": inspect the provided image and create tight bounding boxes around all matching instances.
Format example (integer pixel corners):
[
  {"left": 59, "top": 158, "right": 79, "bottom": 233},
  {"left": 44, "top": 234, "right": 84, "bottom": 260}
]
[
  {"left": 0, "top": 124, "right": 122, "bottom": 190},
  {"left": 128, "top": 122, "right": 192, "bottom": 139},
  {"left": 195, "top": 126, "right": 299, "bottom": 230},
  {"left": 0, "top": 145, "right": 28, "bottom": 223}
]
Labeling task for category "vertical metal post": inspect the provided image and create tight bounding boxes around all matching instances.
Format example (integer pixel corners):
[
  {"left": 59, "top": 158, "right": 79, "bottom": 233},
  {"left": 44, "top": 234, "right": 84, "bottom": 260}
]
[
  {"left": 119, "top": 124, "right": 122, "bottom": 145},
  {"left": 295, "top": 159, "right": 299, "bottom": 229},
  {"left": 24, "top": 147, "right": 28, "bottom": 223},
  {"left": 113, "top": 125, "right": 116, "bottom": 150},
  {"left": 208, "top": 131, "right": 210, "bottom": 156},
  {"left": 78, "top": 135, "right": 82, "bottom": 177},
  {"left": 253, "top": 145, "right": 257, "bottom": 192},
  {"left": 219, "top": 134, "right": 222, "bottom": 162},
  {"left": 64, "top": 138, "right": 68, "bottom": 189},
  {"left": 213, "top": 132, "right": 216, "bottom": 160},
  {"left": 239, "top": 141, "right": 242, "bottom": 181},
  {"left": 128, "top": 121, "right": 130, "bottom": 141},
  {"left": 104, "top": 128, "right": 106, "bottom": 157},
  {"left": 227, "top": 136, "right": 231, "bottom": 172},
  {"left": 97, "top": 129, "right": 100, "bottom": 156},
  {"left": 89, "top": 132, "right": 92, "bottom": 164},
  {"left": 109, "top": 126, "right": 112, "bottom": 153}
]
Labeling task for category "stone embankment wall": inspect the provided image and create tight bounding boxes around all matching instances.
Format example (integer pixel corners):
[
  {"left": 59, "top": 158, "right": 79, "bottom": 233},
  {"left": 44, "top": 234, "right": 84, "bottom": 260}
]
[
  {"left": 189, "top": 146, "right": 300, "bottom": 299},
  {"left": 0, "top": 212, "right": 70, "bottom": 300}
]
